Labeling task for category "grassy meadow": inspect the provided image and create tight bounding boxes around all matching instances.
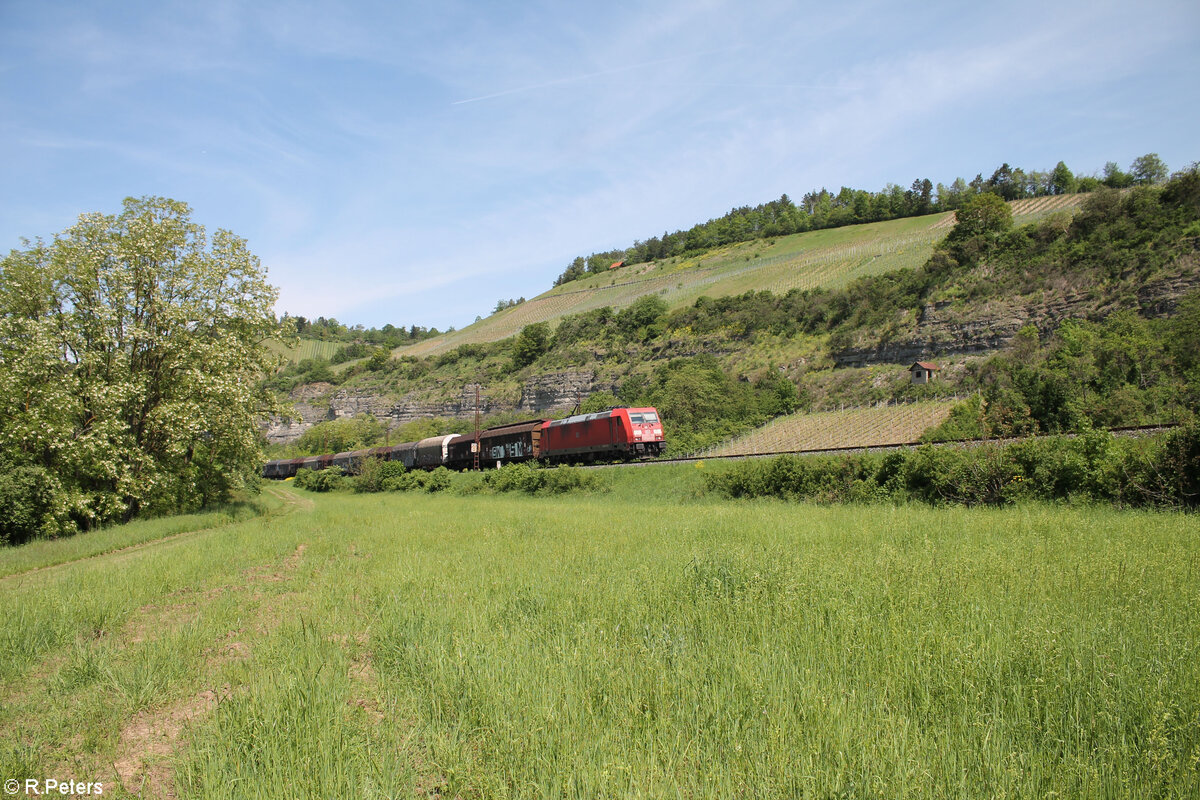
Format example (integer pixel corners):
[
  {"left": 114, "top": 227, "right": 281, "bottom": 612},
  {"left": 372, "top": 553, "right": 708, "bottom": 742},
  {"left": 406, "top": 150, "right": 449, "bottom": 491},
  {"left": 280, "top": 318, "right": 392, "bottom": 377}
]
[{"left": 1, "top": 465, "right": 1197, "bottom": 798}]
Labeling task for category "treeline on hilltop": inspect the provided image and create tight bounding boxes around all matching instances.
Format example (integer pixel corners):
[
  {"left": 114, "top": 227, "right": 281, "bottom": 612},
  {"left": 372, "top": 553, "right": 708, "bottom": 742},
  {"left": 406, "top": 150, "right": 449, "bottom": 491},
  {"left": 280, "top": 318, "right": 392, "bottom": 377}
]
[
  {"left": 554, "top": 153, "right": 1175, "bottom": 286},
  {"left": 266, "top": 316, "right": 448, "bottom": 392},
  {"left": 282, "top": 314, "right": 442, "bottom": 346}
]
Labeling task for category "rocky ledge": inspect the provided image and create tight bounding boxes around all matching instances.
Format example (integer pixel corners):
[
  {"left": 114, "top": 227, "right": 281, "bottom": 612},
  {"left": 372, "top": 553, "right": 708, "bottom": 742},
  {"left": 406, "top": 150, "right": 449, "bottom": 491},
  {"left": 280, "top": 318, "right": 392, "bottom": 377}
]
[
  {"left": 833, "top": 266, "right": 1199, "bottom": 367},
  {"left": 264, "top": 370, "right": 609, "bottom": 446}
]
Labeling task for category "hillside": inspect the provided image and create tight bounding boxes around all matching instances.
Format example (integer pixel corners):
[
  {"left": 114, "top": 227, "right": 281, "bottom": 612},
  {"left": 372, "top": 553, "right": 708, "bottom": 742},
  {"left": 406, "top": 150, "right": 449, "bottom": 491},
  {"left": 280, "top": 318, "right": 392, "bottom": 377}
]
[
  {"left": 268, "top": 179, "right": 1199, "bottom": 456},
  {"left": 392, "top": 195, "right": 1087, "bottom": 359}
]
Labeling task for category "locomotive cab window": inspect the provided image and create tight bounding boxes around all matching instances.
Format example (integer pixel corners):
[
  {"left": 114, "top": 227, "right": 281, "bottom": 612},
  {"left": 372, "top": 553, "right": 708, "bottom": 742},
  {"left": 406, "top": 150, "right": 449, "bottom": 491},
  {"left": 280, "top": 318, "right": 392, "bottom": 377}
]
[
  {"left": 642, "top": 412, "right": 659, "bottom": 423},
  {"left": 629, "top": 413, "right": 644, "bottom": 424}
]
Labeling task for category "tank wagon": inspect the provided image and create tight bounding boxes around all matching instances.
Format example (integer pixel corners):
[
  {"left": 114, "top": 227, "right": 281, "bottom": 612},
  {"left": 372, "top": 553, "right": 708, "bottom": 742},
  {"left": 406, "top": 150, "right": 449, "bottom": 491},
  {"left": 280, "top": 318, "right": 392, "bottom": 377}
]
[{"left": 262, "top": 407, "right": 665, "bottom": 478}]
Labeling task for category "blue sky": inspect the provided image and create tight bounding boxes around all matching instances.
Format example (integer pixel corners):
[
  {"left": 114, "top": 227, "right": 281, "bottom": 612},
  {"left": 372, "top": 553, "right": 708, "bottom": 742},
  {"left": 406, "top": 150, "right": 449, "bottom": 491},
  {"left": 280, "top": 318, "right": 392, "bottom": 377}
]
[{"left": 2, "top": 1, "right": 1198, "bottom": 331}]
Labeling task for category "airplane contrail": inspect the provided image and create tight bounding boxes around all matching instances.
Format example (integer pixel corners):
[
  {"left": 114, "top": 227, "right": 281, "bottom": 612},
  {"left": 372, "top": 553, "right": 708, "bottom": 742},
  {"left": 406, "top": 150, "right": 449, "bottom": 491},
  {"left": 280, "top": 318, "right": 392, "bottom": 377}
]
[{"left": 451, "top": 49, "right": 738, "bottom": 105}]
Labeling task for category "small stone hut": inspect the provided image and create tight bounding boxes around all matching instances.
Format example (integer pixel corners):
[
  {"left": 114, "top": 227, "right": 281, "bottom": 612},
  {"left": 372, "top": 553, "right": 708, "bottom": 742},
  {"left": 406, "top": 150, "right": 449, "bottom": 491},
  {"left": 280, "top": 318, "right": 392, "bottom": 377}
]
[{"left": 909, "top": 361, "right": 941, "bottom": 384}]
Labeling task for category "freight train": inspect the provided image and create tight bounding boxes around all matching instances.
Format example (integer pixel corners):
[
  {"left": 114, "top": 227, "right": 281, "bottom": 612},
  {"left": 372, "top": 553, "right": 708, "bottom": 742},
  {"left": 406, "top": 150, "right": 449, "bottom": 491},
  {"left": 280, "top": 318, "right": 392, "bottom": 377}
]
[{"left": 262, "top": 407, "right": 665, "bottom": 479}]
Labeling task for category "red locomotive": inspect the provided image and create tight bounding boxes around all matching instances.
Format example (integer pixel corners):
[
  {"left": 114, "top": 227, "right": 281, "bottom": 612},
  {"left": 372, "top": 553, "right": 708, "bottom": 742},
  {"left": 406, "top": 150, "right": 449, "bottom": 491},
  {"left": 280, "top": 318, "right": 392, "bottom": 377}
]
[{"left": 540, "top": 407, "right": 664, "bottom": 462}]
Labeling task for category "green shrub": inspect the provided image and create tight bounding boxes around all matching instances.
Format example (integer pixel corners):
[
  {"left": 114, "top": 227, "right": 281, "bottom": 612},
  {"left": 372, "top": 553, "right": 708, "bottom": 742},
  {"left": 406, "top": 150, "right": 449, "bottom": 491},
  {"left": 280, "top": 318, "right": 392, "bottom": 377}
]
[
  {"left": 1142, "top": 423, "right": 1200, "bottom": 508},
  {"left": 421, "top": 467, "right": 452, "bottom": 493},
  {"left": 293, "top": 467, "right": 344, "bottom": 493},
  {"left": 354, "top": 459, "right": 407, "bottom": 493},
  {"left": 483, "top": 462, "right": 602, "bottom": 495},
  {"left": 380, "top": 466, "right": 452, "bottom": 493},
  {"left": 295, "top": 417, "right": 386, "bottom": 456},
  {"left": 704, "top": 428, "right": 1200, "bottom": 510},
  {"left": 0, "top": 465, "right": 66, "bottom": 545}
]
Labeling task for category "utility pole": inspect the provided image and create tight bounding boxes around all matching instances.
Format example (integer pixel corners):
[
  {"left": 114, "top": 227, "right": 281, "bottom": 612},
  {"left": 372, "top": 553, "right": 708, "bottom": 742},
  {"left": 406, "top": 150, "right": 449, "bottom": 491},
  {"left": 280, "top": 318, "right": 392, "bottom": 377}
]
[{"left": 473, "top": 384, "right": 481, "bottom": 471}]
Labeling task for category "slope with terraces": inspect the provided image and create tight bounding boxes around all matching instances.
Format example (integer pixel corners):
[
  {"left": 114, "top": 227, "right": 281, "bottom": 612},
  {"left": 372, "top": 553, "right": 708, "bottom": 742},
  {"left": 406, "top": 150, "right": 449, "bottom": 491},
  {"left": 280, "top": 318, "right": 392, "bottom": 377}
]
[{"left": 390, "top": 195, "right": 1089, "bottom": 360}]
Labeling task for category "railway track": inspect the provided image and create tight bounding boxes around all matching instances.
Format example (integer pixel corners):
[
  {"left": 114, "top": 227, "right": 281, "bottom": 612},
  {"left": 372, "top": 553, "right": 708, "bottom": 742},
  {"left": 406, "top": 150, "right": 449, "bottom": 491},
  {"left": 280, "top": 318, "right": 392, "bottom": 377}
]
[{"left": 588, "top": 423, "right": 1180, "bottom": 469}]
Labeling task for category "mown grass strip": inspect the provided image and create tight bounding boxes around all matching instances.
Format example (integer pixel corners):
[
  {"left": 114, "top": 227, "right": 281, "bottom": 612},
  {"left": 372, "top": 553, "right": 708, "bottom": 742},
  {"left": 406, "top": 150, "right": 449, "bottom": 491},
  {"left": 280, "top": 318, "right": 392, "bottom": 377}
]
[{"left": 0, "top": 489, "right": 287, "bottom": 580}]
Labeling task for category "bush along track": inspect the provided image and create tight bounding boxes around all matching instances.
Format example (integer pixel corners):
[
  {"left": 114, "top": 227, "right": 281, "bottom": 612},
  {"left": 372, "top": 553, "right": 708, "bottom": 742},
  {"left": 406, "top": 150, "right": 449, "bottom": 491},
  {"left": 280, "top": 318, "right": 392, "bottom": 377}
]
[{"left": 703, "top": 424, "right": 1200, "bottom": 509}]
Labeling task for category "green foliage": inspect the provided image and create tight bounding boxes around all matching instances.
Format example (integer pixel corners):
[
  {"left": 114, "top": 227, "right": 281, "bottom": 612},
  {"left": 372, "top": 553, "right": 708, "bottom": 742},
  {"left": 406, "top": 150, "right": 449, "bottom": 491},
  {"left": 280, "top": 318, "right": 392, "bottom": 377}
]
[
  {"left": 493, "top": 297, "right": 526, "bottom": 313},
  {"left": 482, "top": 462, "right": 603, "bottom": 495},
  {"left": 615, "top": 295, "right": 668, "bottom": 340},
  {"left": 418, "top": 467, "right": 452, "bottom": 493},
  {"left": 923, "top": 302, "right": 1199, "bottom": 440},
  {"left": 0, "top": 494, "right": 271, "bottom": 578},
  {"left": 321, "top": 342, "right": 391, "bottom": 371},
  {"left": 293, "top": 468, "right": 344, "bottom": 493},
  {"left": 1103, "top": 161, "right": 1135, "bottom": 189},
  {"left": 283, "top": 314, "right": 440, "bottom": 347},
  {"left": 1131, "top": 153, "right": 1169, "bottom": 186},
  {"left": 1050, "top": 161, "right": 1077, "bottom": 195},
  {"left": 0, "top": 466, "right": 63, "bottom": 545},
  {"left": 1149, "top": 423, "right": 1200, "bottom": 508},
  {"left": 553, "top": 306, "right": 616, "bottom": 348},
  {"left": 922, "top": 395, "right": 987, "bottom": 442},
  {"left": 365, "top": 348, "right": 391, "bottom": 371},
  {"left": 353, "top": 459, "right": 408, "bottom": 494},
  {"left": 706, "top": 428, "right": 1199, "bottom": 509},
  {"left": 949, "top": 192, "right": 1013, "bottom": 240},
  {"left": 0, "top": 197, "right": 285, "bottom": 541},
  {"left": 388, "top": 417, "right": 472, "bottom": 443},
  {"left": 379, "top": 466, "right": 452, "bottom": 493},
  {"left": 511, "top": 322, "right": 551, "bottom": 369},
  {"left": 434, "top": 341, "right": 501, "bottom": 368},
  {"left": 329, "top": 342, "right": 371, "bottom": 364},
  {"left": 754, "top": 371, "right": 804, "bottom": 417},
  {"left": 665, "top": 289, "right": 836, "bottom": 340},
  {"left": 264, "top": 357, "right": 338, "bottom": 392},
  {"left": 580, "top": 391, "right": 621, "bottom": 414},
  {"left": 295, "top": 417, "right": 386, "bottom": 455}
]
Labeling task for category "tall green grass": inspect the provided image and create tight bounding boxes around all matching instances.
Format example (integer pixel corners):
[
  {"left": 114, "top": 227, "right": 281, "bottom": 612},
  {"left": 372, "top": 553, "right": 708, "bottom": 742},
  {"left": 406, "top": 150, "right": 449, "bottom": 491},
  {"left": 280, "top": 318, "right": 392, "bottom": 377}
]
[
  {"left": 0, "top": 493, "right": 277, "bottom": 579},
  {"left": 2, "top": 480, "right": 1196, "bottom": 798}
]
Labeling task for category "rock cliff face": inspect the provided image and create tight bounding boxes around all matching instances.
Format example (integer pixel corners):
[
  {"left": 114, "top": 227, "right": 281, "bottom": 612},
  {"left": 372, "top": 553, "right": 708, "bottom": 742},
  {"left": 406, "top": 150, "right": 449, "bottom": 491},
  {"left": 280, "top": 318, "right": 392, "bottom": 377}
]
[
  {"left": 264, "top": 370, "right": 610, "bottom": 445},
  {"left": 833, "top": 266, "right": 1200, "bottom": 367}
]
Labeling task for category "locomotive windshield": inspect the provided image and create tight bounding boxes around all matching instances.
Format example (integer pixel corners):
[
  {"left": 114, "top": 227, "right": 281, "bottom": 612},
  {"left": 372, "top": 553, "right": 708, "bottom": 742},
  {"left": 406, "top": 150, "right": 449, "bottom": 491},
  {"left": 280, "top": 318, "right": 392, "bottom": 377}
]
[{"left": 628, "top": 411, "right": 659, "bottom": 424}]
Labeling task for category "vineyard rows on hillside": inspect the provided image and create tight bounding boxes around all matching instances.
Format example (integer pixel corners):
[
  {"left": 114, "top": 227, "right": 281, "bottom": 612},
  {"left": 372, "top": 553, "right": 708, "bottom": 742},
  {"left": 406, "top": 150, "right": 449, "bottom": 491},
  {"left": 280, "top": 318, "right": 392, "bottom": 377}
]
[
  {"left": 397, "top": 194, "right": 1093, "bottom": 358},
  {"left": 401, "top": 225, "right": 948, "bottom": 356},
  {"left": 698, "top": 400, "right": 958, "bottom": 457},
  {"left": 268, "top": 338, "right": 344, "bottom": 364},
  {"left": 930, "top": 193, "right": 1088, "bottom": 229}
]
